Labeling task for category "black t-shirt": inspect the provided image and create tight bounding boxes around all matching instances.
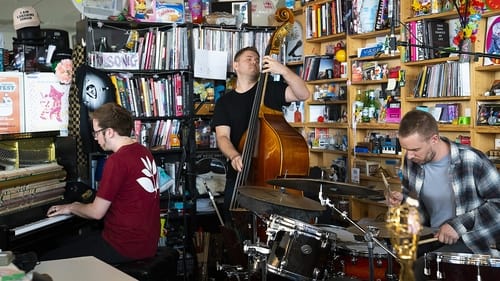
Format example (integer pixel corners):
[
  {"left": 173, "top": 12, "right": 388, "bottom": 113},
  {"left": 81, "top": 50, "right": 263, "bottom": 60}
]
[{"left": 212, "top": 79, "right": 289, "bottom": 148}]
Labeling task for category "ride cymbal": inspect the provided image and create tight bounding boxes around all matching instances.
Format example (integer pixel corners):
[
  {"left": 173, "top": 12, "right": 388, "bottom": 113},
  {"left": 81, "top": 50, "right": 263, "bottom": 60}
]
[
  {"left": 237, "top": 186, "right": 325, "bottom": 222},
  {"left": 267, "top": 178, "right": 382, "bottom": 197}
]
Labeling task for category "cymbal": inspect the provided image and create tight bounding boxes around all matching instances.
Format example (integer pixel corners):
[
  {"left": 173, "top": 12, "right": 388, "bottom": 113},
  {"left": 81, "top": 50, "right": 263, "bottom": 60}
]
[
  {"left": 267, "top": 178, "right": 382, "bottom": 197},
  {"left": 346, "top": 220, "right": 435, "bottom": 240},
  {"left": 237, "top": 186, "right": 325, "bottom": 222}
]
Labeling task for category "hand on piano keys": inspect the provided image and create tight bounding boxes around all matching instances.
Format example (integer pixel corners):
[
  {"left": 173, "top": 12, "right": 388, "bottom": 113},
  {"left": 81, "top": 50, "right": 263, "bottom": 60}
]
[{"left": 47, "top": 204, "right": 71, "bottom": 217}]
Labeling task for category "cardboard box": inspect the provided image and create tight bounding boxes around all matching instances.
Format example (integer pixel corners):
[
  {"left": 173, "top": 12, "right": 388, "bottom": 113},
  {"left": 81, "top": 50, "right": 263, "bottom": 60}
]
[{"left": 354, "top": 160, "right": 380, "bottom": 176}]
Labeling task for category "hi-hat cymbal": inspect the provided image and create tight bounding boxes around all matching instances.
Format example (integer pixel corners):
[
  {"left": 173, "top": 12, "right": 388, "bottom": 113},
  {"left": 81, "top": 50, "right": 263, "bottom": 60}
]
[
  {"left": 267, "top": 178, "right": 382, "bottom": 197},
  {"left": 237, "top": 186, "right": 325, "bottom": 222}
]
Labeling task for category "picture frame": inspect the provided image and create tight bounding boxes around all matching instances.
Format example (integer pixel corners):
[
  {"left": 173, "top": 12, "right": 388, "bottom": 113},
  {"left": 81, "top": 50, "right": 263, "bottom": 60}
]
[
  {"left": 231, "top": 2, "right": 249, "bottom": 24},
  {"left": 483, "top": 15, "right": 500, "bottom": 66}
]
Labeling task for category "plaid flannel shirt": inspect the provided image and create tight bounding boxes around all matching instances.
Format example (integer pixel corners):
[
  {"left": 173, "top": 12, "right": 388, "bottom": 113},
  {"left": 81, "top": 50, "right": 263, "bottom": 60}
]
[{"left": 401, "top": 137, "right": 500, "bottom": 255}]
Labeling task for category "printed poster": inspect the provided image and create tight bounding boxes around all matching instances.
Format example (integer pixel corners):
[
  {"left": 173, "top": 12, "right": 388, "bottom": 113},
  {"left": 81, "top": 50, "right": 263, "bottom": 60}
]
[
  {"left": 0, "top": 72, "right": 23, "bottom": 134},
  {"left": 23, "top": 73, "right": 70, "bottom": 133}
]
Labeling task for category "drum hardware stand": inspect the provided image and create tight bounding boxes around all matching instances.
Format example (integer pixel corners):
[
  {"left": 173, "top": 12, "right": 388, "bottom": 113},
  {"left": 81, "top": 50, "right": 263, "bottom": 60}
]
[
  {"left": 243, "top": 240, "right": 271, "bottom": 281},
  {"left": 203, "top": 182, "right": 225, "bottom": 226},
  {"left": 385, "top": 244, "right": 398, "bottom": 281},
  {"left": 319, "top": 187, "right": 400, "bottom": 281}
]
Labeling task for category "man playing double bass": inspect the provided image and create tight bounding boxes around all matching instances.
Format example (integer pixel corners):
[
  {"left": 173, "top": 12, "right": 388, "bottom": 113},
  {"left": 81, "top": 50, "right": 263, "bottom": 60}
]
[{"left": 212, "top": 46, "right": 310, "bottom": 223}]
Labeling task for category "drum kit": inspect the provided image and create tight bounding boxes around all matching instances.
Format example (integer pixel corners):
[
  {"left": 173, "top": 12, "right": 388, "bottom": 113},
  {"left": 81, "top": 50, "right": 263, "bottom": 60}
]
[
  {"left": 218, "top": 178, "right": 402, "bottom": 281},
  {"left": 216, "top": 178, "right": 500, "bottom": 281}
]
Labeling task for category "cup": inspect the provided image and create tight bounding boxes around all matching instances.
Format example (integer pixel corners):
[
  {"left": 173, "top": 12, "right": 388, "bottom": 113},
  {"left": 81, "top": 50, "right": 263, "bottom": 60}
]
[{"left": 458, "top": 116, "right": 471, "bottom": 125}]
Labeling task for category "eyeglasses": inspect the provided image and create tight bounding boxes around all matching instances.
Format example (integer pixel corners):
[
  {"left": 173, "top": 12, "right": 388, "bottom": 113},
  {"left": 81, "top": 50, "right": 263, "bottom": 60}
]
[{"left": 92, "top": 128, "right": 107, "bottom": 137}]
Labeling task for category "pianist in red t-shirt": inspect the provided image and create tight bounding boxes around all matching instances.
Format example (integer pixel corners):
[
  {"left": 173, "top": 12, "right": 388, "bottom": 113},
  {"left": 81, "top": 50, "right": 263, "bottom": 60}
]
[{"left": 43, "top": 103, "right": 160, "bottom": 264}]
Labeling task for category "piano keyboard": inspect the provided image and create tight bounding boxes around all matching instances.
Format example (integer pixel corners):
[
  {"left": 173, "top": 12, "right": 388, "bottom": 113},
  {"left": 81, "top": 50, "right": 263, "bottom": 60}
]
[{"left": 12, "top": 214, "right": 74, "bottom": 236}]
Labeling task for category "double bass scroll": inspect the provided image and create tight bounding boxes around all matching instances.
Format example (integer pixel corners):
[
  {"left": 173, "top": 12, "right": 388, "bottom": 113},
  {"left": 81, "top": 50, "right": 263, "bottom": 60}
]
[{"left": 229, "top": 8, "right": 310, "bottom": 211}]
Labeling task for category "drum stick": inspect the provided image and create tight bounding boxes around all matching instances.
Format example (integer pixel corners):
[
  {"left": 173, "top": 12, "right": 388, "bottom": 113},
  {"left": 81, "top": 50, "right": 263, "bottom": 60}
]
[{"left": 418, "top": 237, "right": 438, "bottom": 245}]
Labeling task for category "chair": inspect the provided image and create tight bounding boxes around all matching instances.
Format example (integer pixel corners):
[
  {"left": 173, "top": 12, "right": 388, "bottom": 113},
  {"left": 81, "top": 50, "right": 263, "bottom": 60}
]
[{"left": 115, "top": 247, "right": 179, "bottom": 281}]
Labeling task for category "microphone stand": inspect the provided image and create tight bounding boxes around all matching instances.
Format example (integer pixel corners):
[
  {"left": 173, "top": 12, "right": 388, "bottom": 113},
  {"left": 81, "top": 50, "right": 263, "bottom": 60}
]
[{"left": 318, "top": 186, "right": 400, "bottom": 281}]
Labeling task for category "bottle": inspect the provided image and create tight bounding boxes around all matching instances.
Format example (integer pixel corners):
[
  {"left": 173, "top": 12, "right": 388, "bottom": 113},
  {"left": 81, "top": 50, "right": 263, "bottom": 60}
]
[
  {"left": 294, "top": 104, "right": 302, "bottom": 122},
  {"left": 313, "top": 85, "right": 321, "bottom": 100},
  {"left": 368, "top": 90, "right": 376, "bottom": 120},
  {"left": 97, "top": 37, "right": 109, "bottom": 52},
  {"left": 361, "top": 91, "right": 370, "bottom": 122},
  {"left": 354, "top": 89, "right": 364, "bottom": 110}
]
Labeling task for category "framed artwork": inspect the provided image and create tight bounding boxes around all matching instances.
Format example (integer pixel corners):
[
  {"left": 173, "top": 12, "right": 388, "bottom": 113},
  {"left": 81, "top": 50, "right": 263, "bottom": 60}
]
[
  {"left": 231, "top": 2, "right": 249, "bottom": 24},
  {"left": 286, "top": 21, "right": 304, "bottom": 63},
  {"left": 484, "top": 15, "right": 500, "bottom": 65}
]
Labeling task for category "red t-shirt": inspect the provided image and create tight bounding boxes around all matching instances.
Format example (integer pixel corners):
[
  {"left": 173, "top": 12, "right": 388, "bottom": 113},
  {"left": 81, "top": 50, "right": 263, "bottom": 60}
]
[{"left": 97, "top": 142, "right": 160, "bottom": 259}]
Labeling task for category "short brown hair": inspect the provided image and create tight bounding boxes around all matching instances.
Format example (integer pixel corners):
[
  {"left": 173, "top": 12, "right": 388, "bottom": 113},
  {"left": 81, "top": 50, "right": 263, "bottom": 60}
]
[
  {"left": 234, "top": 46, "right": 259, "bottom": 62},
  {"left": 90, "top": 103, "right": 133, "bottom": 137},
  {"left": 398, "top": 109, "right": 439, "bottom": 140}
]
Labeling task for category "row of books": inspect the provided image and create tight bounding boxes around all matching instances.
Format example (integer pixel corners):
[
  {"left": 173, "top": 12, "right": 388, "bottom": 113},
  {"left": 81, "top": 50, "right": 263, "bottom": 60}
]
[
  {"left": 110, "top": 72, "right": 189, "bottom": 118},
  {"left": 402, "top": 19, "right": 450, "bottom": 62},
  {"left": 134, "top": 119, "right": 181, "bottom": 150},
  {"left": 301, "top": 55, "right": 334, "bottom": 81},
  {"left": 413, "top": 61, "right": 470, "bottom": 98},
  {"left": 305, "top": 0, "right": 346, "bottom": 39},
  {"left": 135, "top": 26, "right": 189, "bottom": 70}
]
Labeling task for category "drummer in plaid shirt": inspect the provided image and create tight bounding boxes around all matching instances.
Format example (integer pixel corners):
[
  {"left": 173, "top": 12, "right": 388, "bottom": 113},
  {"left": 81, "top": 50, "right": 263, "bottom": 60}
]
[{"left": 386, "top": 110, "right": 500, "bottom": 281}]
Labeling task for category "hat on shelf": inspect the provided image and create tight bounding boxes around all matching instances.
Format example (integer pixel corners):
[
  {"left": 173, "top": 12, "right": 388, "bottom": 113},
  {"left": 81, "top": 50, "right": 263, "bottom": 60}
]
[{"left": 12, "top": 6, "right": 43, "bottom": 44}]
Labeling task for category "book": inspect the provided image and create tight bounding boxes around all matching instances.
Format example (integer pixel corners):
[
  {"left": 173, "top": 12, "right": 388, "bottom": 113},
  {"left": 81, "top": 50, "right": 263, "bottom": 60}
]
[
  {"left": 316, "top": 55, "right": 334, "bottom": 80},
  {"left": 425, "top": 19, "right": 450, "bottom": 59}
]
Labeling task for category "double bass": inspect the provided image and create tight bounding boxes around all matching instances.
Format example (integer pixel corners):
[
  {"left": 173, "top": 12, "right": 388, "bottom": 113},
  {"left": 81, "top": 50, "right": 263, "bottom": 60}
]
[{"left": 229, "top": 8, "right": 310, "bottom": 210}]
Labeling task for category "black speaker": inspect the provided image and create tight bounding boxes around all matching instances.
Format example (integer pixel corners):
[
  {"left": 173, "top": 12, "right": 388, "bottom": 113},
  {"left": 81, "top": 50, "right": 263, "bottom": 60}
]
[
  {"left": 75, "top": 65, "right": 116, "bottom": 153},
  {"left": 41, "top": 29, "right": 70, "bottom": 53},
  {"left": 55, "top": 136, "right": 78, "bottom": 181}
]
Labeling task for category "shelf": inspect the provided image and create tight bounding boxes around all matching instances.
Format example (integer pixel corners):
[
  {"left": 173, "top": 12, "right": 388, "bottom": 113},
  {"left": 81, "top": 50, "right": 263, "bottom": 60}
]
[
  {"left": 310, "top": 149, "right": 348, "bottom": 155},
  {"left": 476, "top": 64, "right": 500, "bottom": 72},
  {"left": 306, "top": 33, "right": 346, "bottom": 43},
  {"left": 405, "top": 96, "right": 471, "bottom": 102},
  {"left": 353, "top": 123, "right": 399, "bottom": 130},
  {"left": 475, "top": 126, "right": 500, "bottom": 134},
  {"left": 286, "top": 60, "right": 303, "bottom": 66},
  {"left": 307, "top": 78, "right": 348, "bottom": 84},
  {"left": 437, "top": 124, "right": 472, "bottom": 132},
  {"left": 305, "top": 122, "right": 349, "bottom": 128},
  {"left": 349, "top": 28, "right": 398, "bottom": 39},
  {"left": 402, "top": 10, "right": 458, "bottom": 23},
  {"left": 350, "top": 53, "right": 400, "bottom": 62},
  {"left": 350, "top": 79, "right": 388, "bottom": 85},
  {"left": 403, "top": 56, "right": 459, "bottom": 66},
  {"left": 353, "top": 152, "right": 401, "bottom": 159},
  {"left": 309, "top": 100, "right": 348, "bottom": 105},
  {"left": 360, "top": 175, "right": 400, "bottom": 185},
  {"left": 476, "top": 96, "right": 500, "bottom": 101}
]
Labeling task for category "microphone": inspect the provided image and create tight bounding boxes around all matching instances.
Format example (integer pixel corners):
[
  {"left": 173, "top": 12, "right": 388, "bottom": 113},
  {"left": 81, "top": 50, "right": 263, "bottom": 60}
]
[{"left": 388, "top": 0, "right": 397, "bottom": 55}]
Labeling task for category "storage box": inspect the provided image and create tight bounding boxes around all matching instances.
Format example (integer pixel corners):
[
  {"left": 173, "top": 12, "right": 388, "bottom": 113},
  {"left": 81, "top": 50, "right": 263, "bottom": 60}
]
[
  {"left": 385, "top": 105, "right": 401, "bottom": 123},
  {"left": 354, "top": 160, "right": 380, "bottom": 176}
]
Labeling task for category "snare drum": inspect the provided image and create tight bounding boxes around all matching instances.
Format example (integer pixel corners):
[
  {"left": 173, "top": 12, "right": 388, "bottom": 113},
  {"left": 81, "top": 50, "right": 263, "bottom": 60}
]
[
  {"left": 266, "top": 215, "right": 335, "bottom": 281},
  {"left": 424, "top": 252, "right": 500, "bottom": 281},
  {"left": 316, "top": 224, "right": 357, "bottom": 243},
  {"left": 334, "top": 241, "right": 399, "bottom": 281}
]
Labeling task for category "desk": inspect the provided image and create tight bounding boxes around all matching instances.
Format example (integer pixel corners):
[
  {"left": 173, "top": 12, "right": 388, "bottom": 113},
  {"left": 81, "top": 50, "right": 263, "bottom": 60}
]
[{"left": 34, "top": 256, "right": 137, "bottom": 281}]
